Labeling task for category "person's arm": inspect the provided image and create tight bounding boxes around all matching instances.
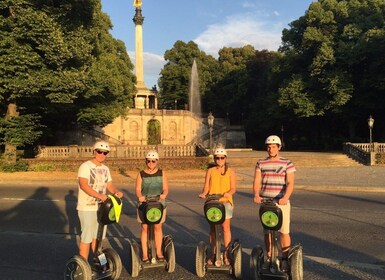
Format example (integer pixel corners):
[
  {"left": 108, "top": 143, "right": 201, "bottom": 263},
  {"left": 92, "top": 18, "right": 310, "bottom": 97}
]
[
  {"left": 279, "top": 172, "right": 295, "bottom": 205},
  {"left": 252, "top": 167, "right": 262, "bottom": 203},
  {"left": 107, "top": 181, "right": 123, "bottom": 198},
  {"left": 224, "top": 168, "right": 236, "bottom": 198},
  {"left": 135, "top": 172, "right": 145, "bottom": 202},
  {"left": 79, "top": 177, "right": 107, "bottom": 202},
  {"left": 198, "top": 168, "right": 212, "bottom": 198},
  {"left": 160, "top": 171, "right": 169, "bottom": 200}
]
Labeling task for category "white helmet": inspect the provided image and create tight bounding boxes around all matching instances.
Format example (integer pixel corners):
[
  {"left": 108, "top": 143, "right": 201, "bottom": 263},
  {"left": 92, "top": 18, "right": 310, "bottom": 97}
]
[
  {"left": 145, "top": 150, "right": 159, "bottom": 160},
  {"left": 214, "top": 148, "right": 227, "bottom": 157},
  {"left": 93, "top": 141, "right": 110, "bottom": 151},
  {"left": 265, "top": 135, "right": 281, "bottom": 146}
]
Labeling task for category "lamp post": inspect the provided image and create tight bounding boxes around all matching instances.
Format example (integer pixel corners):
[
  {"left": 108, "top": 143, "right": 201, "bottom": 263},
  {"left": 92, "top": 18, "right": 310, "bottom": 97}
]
[
  {"left": 281, "top": 125, "right": 284, "bottom": 150},
  {"left": 174, "top": 99, "right": 177, "bottom": 110},
  {"left": 208, "top": 112, "right": 215, "bottom": 155},
  {"left": 368, "top": 115, "right": 374, "bottom": 152}
]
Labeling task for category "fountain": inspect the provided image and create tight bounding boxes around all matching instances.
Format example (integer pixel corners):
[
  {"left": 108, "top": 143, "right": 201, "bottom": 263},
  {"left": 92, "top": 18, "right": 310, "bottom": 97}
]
[{"left": 188, "top": 59, "right": 202, "bottom": 116}]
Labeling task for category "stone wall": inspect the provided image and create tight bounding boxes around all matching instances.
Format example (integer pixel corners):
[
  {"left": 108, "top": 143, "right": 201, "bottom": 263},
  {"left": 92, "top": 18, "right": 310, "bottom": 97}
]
[
  {"left": 103, "top": 109, "right": 203, "bottom": 145},
  {"left": 22, "top": 157, "right": 208, "bottom": 172}
]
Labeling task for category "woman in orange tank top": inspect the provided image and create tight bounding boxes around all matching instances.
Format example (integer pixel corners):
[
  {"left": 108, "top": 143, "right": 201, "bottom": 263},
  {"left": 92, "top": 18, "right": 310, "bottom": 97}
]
[{"left": 198, "top": 147, "right": 236, "bottom": 265}]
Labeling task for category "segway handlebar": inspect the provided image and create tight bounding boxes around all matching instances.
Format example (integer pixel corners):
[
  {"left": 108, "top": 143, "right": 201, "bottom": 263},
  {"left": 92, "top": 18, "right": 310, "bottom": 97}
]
[
  {"left": 260, "top": 197, "right": 279, "bottom": 205},
  {"left": 204, "top": 194, "right": 224, "bottom": 201},
  {"left": 143, "top": 194, "right": 161, "bottom": 202}
]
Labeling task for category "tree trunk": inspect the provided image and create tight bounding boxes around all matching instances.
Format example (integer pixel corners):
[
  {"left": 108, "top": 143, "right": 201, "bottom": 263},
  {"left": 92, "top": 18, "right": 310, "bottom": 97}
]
[{"left": 4, "top": 103, "right": 19, "bottom": 163}]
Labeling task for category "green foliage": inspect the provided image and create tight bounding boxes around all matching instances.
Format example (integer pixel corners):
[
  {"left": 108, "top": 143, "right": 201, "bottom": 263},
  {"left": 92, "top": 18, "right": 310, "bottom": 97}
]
[
  {"left": 0, "top": 114, "right": 43, "bottom": 147},
  {"left": 0, "top": 161, "right": 29, "bottom": 172},
  {"left": 0, "top": 0, "right": 136, "bottom": 147},
  {"left": 147, "top": 120, "right": 161, "bottom": 145},
  {"left": 158, "top": 40, "right": 219, "bottom": 109},
  {"left": 277, "top": 0, "right": 385, "bottom": 120},
  {"left": 29, "top": 163, "right": 55, "bottom": 171}
]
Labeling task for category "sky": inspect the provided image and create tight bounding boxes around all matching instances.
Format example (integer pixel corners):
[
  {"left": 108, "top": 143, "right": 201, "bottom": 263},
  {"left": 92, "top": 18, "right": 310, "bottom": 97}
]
[{"left": 100, "top": 0, "right": 315, "bottom": 88}]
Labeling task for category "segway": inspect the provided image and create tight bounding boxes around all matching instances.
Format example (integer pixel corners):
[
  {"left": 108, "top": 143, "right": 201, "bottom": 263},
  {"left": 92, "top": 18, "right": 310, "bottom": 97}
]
[
  {"left": 195, "top": 194, "right": 242, "bottom": 279},
  {"left": 250, "top": 198, "right": 303, "bottom": 280},
  {"left": 64, "top": 195, "right": 123, "bottom": 280},
  {"left": 129, "top": 195, "right": 175, "bottom": 277}
]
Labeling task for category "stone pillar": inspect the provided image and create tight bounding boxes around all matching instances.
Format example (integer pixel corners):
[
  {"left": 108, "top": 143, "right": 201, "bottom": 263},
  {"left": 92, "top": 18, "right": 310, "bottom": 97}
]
[
  {"left": 369, "top": 152, "right": 376, "bottom": 166},
  {"left": 69, "top": 145, "right": 78, "bottom": 158},
  {"left": 133, "top": 7, "right": 147, "bottom": 90},
  {"left": 157, "top": 145, "right": 164, "bottom": 158},
  {"left": 116, "top": 145, "right": 126, "bottom": 158}
]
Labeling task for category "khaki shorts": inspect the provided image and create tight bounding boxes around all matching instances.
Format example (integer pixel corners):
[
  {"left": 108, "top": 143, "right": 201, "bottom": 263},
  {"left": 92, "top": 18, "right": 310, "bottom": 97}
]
[
  {"left": 137, "top": 207, "right": 167, "bottom": 224},
  {"left": 262, "top": 201, "right": 291, "bottom": 234}
]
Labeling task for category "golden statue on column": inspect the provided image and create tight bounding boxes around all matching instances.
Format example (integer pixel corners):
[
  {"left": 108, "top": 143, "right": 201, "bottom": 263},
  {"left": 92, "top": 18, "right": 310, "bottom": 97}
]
[{"left": 133, "top": 0, "right": 142, "bottom": 8}]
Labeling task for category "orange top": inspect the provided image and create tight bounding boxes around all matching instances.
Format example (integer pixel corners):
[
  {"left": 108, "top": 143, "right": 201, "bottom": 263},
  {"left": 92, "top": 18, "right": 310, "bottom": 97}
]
[{"left": 209, "top": 167, "right": 234, "bottom": 206}]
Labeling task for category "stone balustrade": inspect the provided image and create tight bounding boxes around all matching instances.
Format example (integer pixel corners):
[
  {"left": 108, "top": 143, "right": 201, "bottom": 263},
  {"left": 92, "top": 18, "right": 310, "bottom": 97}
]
[
  {"left": 37, "top": 144, "right": 197, "bottom": 159},
  {"left": 343, "top": 142, "right": 385, "bottom": 165}
]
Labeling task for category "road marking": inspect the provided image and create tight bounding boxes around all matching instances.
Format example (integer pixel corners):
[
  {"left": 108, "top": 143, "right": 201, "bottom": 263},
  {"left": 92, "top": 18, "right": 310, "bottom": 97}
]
[
  {"left": 1, "top": 197, "right": 60, "bottom": 202},
  {"left": 304, "top": 255, "right": 385, "bottom": 271}
]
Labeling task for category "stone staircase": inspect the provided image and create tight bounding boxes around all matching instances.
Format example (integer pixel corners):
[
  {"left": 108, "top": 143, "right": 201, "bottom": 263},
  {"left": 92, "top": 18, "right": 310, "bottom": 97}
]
[{"left": 226, "top": 151, "right": 363, "bottom": 168}]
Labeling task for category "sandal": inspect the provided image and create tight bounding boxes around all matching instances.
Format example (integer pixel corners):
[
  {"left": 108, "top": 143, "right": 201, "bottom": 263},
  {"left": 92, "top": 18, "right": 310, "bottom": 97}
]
[
  {"left": 157, "top": 255, "right": 165, "bottom": 261},
  {"left": 142, "top": 258, "right": 150, "bottom": 264},
  {"left": 207, "top": 254, "right": 215, "bottom": 265},
  {"left": 224, "top": 249, "right": 231, "bottom": 266}
]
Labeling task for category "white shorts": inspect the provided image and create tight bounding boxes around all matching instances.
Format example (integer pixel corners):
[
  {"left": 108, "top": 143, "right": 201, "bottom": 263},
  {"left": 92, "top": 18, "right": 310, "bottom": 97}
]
[
  {"left": 262, "top": 201, "right": 291, "bottom": 234},
  {"left": 78, "top": 210, "right": 106, "bottom": 243}
]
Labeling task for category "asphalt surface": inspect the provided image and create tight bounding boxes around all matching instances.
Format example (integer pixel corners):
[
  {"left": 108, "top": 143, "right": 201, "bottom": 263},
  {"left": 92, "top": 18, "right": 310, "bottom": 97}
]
[
  {"left": 1, "top": 165, "right": 385, "bottom": 193},
  {"left": 1, "top": 156, "right": 385, "bottom": 279}
]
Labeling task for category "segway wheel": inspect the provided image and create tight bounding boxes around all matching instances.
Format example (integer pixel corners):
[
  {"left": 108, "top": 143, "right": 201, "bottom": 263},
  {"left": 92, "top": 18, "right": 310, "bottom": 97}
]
[
  {"left": 290, "top": 245, "right": 303, "bottom": 280},
  {"left": 64, "top": 255, "right": 92, "bottom": 280},
  {"left": 103, "top": 248, "right": 122, "bottom": 280},
  {"left": 129, "top": 241, "right": 141, "bottom": 278},
  {"left": 195, "top": 241, "right": 207, "bottom": 278},
  {"left": 232, "top": 241, "right": 242, "bottom": 279},
  {"left": 164, "top": 240, "right": 176, "bottom": 273},
  {"left": 250, "top": 246, "right": 264, "bottom": 280}
]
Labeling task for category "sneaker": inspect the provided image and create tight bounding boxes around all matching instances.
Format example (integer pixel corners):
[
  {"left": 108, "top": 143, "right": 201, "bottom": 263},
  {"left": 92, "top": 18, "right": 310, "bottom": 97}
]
[
  {"left": 262, "top": 257, "right": 271, "bottom": 270},
  {"left": 281, "top": 259, "right": 289, "bottom": 272}
]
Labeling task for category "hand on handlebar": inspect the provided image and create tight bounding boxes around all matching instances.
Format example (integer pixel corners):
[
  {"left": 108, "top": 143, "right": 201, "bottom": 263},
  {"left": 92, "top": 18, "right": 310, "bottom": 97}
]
[
  {"left": 114, "top": 191, "right": 123, "bottom": 198},
  {"left": 98, "top": 194, "right": 108, "bottom": 202},
  {"left": 253, "top": 195, "right": 262, "bottom": 204},
  {"left": 198, "top": 193, "right": 206, "bottom": 199},
  {"left": 278, "top": 197, "right": 288, "bottom": 205},
  {"left": 159, "top": 194, "right": 167, "bottom": 200}
]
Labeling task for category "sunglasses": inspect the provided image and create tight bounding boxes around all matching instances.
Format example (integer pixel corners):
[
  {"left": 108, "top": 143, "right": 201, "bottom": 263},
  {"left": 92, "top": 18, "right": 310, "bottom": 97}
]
[
  {"left": 146, "top": 159, "right": 157, "bottom": 163},
  {"left": 215, "top": 157, "right": 226, "bottom": 160},
  {"left": 95, "top": 150, "right": 109, "bottom": 155}
]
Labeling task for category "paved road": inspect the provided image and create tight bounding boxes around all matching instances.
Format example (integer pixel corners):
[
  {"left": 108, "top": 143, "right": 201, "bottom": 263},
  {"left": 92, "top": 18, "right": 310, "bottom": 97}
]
[{"left": 1, "top": 183, "right": 385, "bottom": 279}]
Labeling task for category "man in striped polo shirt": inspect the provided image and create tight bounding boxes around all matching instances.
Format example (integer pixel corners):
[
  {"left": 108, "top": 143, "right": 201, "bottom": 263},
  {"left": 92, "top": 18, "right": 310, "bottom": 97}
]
[{"left": 253, "top": 135, "right": 296, "bottom": 272}]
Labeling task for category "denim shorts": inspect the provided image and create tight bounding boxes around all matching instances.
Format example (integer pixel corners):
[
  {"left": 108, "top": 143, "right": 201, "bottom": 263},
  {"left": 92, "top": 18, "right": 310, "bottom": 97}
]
[{"left": 224, "top": 202, "right": 234, "bottom": 219}]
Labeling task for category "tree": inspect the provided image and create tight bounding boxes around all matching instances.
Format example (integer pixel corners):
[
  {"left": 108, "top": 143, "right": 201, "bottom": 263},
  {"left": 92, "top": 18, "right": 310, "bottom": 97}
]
[
  {"left": 205, "top": 45, "right": 257, "bottom": 122},
  {"left": 158, "top": 40, "right": 219, "bottom": 110},
  {"left": 244, "top": 50, "right": 285, "bottom": 146},
  {"left": 0, "top": 0, "right": 136, "bottom": 158},
  {"left": 277, "top": 0, "right": 385, "bottom": 142}
]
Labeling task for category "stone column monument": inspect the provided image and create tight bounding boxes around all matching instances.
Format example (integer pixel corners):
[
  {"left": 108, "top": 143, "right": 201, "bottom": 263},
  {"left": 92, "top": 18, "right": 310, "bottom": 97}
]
[{"left": 132, "top": 0, "right": 157, "bottom": 109}]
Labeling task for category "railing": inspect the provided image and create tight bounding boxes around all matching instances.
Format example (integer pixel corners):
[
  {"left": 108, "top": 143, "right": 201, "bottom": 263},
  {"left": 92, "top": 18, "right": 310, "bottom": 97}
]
[
  {"left": 343, "top": 142, "right": 385, "bottom": 166},
  {"left": 37, "top": 144, "right": 197, "bottom": 159}
]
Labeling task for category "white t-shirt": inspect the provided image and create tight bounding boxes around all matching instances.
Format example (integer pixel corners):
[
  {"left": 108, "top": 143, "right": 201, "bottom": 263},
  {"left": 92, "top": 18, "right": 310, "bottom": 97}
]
[{"left": 77, "top": 160, "right": 112, "bottom": 211}]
